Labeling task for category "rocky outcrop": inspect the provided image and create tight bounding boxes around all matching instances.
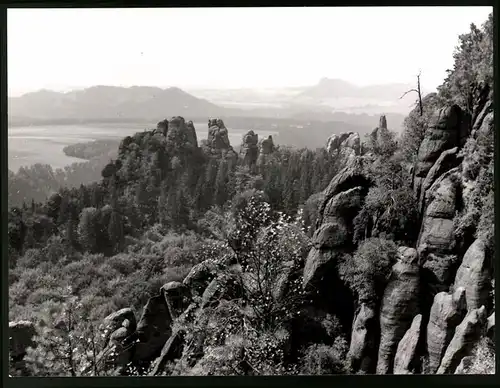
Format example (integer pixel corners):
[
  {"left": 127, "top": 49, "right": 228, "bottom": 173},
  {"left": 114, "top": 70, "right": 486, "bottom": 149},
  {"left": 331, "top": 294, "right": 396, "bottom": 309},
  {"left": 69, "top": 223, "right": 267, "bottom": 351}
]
[
  {"left": 326, "top": 132, "right": 361, "bottom": 161},
  {"left": 207, "top": 118, "right": 231, "bottom": 150},
  {"left": 202, "top": 118, "right": 238, "bottom": 161},
  {"left": 393, "top": 314, "right": 423, "bottom": 374},
  {"left": 376, "top": 247, "right": 420, "bottom": 374},
  {"left": 257, "top": 135, "right": 275, "bottom": 165},
  {"left": 161, "top": 281, "right": 191, "bottom": 320},
  {"left": 166, "top": 116, "right": 198, "bottom": 150},
  {"left": 437, "top": 306, "right": 487, "bottom": 374},
  {"left": 426, "top": 288, "right": 467, "bottom": 373},
  {"left": 239, "top": 130, "right": 259, "bottom": 166},
  {"left": 413, "top": 105, "right": 469, "bottom": 197},
  {"left": 304, "top": 185, "right": 364, "bottom": 289},
  {"left": 454, "top": 239, "right": 492, "bottom": 311},
  {"left": 101, "top": 308, "right": 136, "bottom": 342},
  {"left": 348, "top": 303, "right": 377, "bottom": 373},
  {"left": 418, "top": 169, "right": 461, "bottom": 304},
  {"left": 418, "top": 147, "right": 462, "bottom": 213},
  {"left": 135, "top": 294, "right": 173, "bottom": 362},
  {"left": 183, "top": 260, "right": 219, "bottom": 297}
]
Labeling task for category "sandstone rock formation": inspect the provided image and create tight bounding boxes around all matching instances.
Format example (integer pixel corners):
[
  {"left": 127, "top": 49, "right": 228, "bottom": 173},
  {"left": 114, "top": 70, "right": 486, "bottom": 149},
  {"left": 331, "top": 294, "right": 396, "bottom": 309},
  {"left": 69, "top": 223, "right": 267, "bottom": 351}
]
[
  {"left": 166, "top": 116, "right": 198, "bottom": 150},
  {"left": 326, "top": 132, "right": 361, "bottom": 160},
  {"left": 413, "top": 105, "right": 469, "bottom": 198},
  {"left": 135, "top": 293, "right": 173, "bottom": 362},
  {"left": 348, "top": 303, "right": 377, "bottom": 373},
  {"left": 437, "top": 306, "right": 487, "bottom": 374},
  {"left": 454, "top": 239, "right": 492, "bottom": 311},
  {"left": 239, "top": 130, "right": 259, "bottom": 166},
  {"left": 257, "top": 135, "right": 275, "bottom": 165},
  {"left": 376, "top": 247, "right": 420, "bottom": 374},
  {"left": 426, "top": 288, "right": 467, "bottom": 373},
  {"left": 394, "top": 314, "right": 423, "bottom": 374}
]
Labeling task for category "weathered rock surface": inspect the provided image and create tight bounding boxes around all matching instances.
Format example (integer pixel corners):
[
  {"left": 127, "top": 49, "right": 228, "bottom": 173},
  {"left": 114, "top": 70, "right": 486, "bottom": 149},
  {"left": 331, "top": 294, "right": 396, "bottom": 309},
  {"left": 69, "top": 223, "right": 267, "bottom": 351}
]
[
  {"left": 454, "top": 239, "right": 492, "bottom": 311},
  {"left": 135, "top": 294, "right": 173, "bottom": 362},
  {"left": 240, "top": 130, "right": 259, "bottom": 166},
  {"left": 102, "top": 308, "right": 137, "bottom": 345},
  {"left": 418, "top": 169, "right": 461, "bottom": 305},
  {"left": 413, "top": 105, "right": 468, "bottom": 196},
  {"left": 161, "top": 281, "right": 191, "bottom": 320},
  {"left": 326, "top": 132, "right": 361, "bottom": 158},
  {"left": 426, "top": 287, "right": 467, "bottom": 373},
  {"left": 418, "top": 147, "right": 461, "bottom": 212},
  {"left": 183, "top": 260, "right": 219, "bottom": 297},
  {"left": 437, "top": 306, "right": 487, "bottom": 374},
  {"left": 376, "top": 248, "right": 420, "bottom": 374},
  {"left": 166, "top": 116, "right": 198, "bottom": 150},
  {"left": 207, "top": 118, "right": 231, "bottom": 150},
  {"left": 348, "top": 303, "right": 377, "bottom": 373},
  {"left": 394, "top": 314, "right": 423, "bottom": 374}
]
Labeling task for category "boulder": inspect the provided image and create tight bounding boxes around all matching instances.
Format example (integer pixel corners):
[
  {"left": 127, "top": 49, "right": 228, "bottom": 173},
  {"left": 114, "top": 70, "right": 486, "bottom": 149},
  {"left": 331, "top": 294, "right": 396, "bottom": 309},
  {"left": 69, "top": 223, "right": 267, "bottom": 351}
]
[
  {"left": 161, "top": 281, "right": 191, "bottom": 320},
  {"left": 437, "top": 306, "right": 488, "bottom": 374},
  {"left": 454, "top": 239, "right": 492, "bottom": 311},
  {"left": 135, "top": 294, "right": 173, "bottom": 362},
  {"left": 394, "top": 314, "right": 423, "bottom": 374},
  {"left": 183, "top": 260, "right": 219, "bottom": 296},
  {"left": 102, "top": 308, "right": 136, "bottom": 345},
  {"left": 376, "top": 250, "right": 420, "bottom": 374},
  {"left": 257, "top": 135, "right": 275, "bottom": 165},
  {"left": 348, "top": 303, "right": 377, "bottom": 373},
  {"left": 426, "top": 288, "right": 467, "bottom": 373}
]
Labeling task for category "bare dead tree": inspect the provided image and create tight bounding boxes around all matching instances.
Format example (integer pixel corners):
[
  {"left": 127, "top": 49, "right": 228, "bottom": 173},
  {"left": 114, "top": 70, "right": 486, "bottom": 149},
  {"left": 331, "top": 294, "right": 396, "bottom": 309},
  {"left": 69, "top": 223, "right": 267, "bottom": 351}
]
[{"left": 400, "top": 71, "right": 423, "bottom": 116}]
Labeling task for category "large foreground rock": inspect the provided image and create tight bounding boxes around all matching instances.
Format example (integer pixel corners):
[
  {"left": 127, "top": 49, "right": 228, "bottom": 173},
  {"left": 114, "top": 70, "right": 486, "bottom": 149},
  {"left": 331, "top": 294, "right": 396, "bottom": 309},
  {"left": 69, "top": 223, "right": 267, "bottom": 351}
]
[
  {"left": 135, "top": 294, "right": 173, "bottom": 362},
  {"left": 393, "top": 314, "right": 423, "bottom": 374},
  {"left": 426, "top": 288, "right": 467, "bottom": 373},
  {"left": 454, "top": 239, "right": 492, "bottom": 311},
  {"left": 376, "top": 248, "right": 420, "bottom": 374},
  {"left": 437, "top": 306, "right": 488, "bottom": 374},
  {"left": 348, "top": 303, "right": 377, "bottom": 373}
]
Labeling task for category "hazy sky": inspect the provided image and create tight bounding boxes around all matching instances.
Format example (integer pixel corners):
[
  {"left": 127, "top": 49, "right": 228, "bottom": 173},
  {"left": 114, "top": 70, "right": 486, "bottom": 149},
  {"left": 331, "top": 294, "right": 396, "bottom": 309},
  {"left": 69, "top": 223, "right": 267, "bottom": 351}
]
[{"left": 8, "top": 6, "right": 492, "bottom": 96}]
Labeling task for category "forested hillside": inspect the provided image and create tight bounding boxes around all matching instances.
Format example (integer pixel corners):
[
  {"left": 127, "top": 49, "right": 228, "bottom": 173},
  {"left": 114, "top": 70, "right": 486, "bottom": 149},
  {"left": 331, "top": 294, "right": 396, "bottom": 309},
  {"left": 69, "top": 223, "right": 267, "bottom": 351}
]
[{"left": 8, "top": 14, "right": 494, "bottom": 376}]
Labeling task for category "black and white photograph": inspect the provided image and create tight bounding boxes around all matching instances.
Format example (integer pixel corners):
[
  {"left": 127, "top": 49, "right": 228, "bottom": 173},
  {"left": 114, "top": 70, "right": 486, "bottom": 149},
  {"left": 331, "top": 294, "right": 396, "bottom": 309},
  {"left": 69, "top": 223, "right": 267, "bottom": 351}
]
[{"left": 7, "top": 6, "right": 495, "bottom": 377}]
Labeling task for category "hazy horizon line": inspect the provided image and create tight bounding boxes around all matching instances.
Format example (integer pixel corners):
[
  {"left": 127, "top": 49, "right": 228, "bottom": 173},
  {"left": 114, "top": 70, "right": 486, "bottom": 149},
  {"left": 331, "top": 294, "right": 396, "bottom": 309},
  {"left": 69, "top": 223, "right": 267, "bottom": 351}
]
[{"left": 8, "top": 77, "right": 437, "bottom": 98}]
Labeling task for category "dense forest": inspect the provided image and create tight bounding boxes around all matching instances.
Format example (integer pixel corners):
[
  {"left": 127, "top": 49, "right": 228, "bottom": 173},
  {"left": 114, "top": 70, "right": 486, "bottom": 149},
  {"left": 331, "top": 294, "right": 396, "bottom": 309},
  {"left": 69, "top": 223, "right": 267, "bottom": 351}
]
[{"left": 8, "top": 14, "right": 494, "bottom": 376}]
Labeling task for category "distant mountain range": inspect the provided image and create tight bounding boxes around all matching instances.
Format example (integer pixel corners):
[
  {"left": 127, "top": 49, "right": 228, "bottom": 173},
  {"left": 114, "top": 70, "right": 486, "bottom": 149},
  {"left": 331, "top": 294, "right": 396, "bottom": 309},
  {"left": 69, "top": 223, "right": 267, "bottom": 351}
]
[{"left": 8, "top": 78, "right": 422, "bottom": 131}]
